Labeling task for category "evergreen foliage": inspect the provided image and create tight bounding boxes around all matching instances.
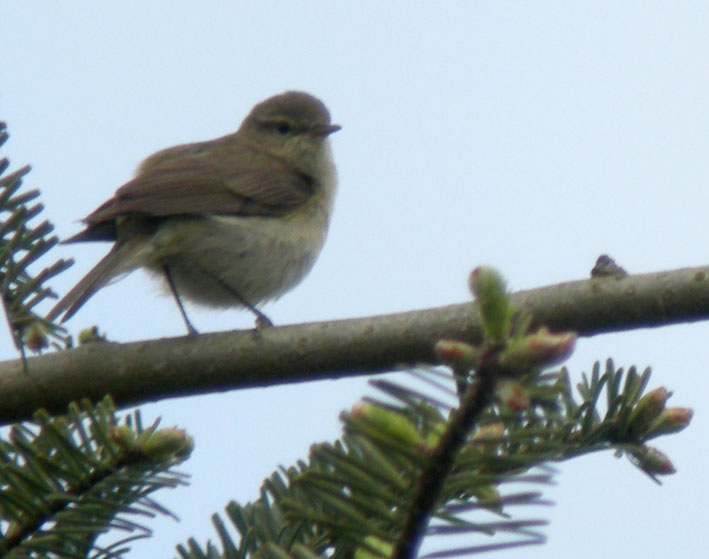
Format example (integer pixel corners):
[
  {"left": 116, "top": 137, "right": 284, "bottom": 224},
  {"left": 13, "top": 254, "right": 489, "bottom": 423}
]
[
  {"left": 0, "top": 122, "right": 72, "bottom": 363},
  {"left": 0, "top": 397, "right": 191, "bottom": 558},
  {"left": 175, "top": 358, "right": 688, "bottom": 559}
]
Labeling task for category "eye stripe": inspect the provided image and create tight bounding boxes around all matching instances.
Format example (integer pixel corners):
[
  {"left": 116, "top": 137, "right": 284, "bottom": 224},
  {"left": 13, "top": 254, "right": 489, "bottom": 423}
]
[{"left": 276, "top": 122, "right": 292, "bottom": 134}]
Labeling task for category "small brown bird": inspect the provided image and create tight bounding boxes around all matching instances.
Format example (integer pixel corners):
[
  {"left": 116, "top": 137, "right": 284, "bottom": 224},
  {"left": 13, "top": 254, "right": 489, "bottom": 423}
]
[{"left": 48, "top": 91, "right": 340, "bottom": 333}]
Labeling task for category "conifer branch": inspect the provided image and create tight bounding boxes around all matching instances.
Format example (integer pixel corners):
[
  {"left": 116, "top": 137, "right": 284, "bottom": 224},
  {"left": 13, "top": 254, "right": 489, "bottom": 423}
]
[{"left": 0, "top": 264, "right": 706, "bottom": 424}]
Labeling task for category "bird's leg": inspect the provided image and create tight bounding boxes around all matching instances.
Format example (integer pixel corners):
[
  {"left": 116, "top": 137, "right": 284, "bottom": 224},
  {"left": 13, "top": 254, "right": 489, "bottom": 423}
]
[
  {"left": 217, "top": 279, "right": 274, "bottom": 328},
  {"left": 162, "top": 265, "right": 199, "bottom": 335},
  {"left": 193, "top": 263, "right": 274, "bottom": 328}
]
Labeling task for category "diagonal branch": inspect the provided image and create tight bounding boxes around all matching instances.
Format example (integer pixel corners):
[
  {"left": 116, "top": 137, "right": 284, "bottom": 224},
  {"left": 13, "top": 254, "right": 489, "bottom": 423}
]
[
  {"left": 394, "top": 345, "right": 501, "bottom": 559},
  {"left": 0, "top": 264, "right": 707, "bottom": 424}
]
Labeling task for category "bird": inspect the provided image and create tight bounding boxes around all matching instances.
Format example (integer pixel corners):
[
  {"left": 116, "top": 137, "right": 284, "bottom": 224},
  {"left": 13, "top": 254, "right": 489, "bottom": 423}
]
[{"left": 48, "top": 91, "right": 340, "bottom": 334}]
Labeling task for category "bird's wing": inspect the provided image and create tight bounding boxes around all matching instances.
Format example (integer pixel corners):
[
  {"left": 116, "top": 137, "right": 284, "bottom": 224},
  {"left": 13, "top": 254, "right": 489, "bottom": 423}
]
[{"left": 83, "top": 142, "right": 314, "bottom": 227}]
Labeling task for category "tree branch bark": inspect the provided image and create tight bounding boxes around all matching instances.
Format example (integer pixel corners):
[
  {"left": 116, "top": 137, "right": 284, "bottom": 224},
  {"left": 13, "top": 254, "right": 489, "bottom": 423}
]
[{"left": 0, "top": 265, "right": 707, "bottom": 425}]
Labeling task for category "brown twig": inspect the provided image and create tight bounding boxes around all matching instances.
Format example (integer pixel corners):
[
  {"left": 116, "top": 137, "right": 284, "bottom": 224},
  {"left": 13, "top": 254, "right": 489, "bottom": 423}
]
[
  {"left": 0, "top": 265, "right": 706, "bottom": 424},
  {"left": 393, "top": 345, "right": 501, "bottom": 559}
]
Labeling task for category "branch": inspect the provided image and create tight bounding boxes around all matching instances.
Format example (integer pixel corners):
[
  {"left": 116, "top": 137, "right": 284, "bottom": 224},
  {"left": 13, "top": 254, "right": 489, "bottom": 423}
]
[
  {"left": 394, "top": 345, "right": 500, "bottom": 559},
  {"left": 0, "top": 265, "right": 707, "bottom": 424}
]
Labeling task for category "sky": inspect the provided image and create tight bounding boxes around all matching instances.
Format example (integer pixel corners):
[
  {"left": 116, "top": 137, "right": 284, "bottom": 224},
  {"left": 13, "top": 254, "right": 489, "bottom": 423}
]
[{"left": 2, "top": 2, "right": 708, "bottom": 558}]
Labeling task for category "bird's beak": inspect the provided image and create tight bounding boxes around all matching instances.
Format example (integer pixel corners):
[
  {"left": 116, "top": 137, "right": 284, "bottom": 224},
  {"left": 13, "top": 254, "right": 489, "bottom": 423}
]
[{"left": 312, "top": 124, "right": 342, "bottom": 137}]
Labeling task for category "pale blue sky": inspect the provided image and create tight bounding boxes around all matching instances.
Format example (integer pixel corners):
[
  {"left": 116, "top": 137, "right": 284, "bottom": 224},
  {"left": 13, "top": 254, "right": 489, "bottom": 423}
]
[{"left": 2, "top": 3, "right": 708, "bottom": 558}]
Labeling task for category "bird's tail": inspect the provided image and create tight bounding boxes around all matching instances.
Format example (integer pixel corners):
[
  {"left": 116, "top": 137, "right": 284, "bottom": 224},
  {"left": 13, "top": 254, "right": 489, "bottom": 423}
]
[{"left": 47, "top": 240, "right": 145, "bottom": 322}]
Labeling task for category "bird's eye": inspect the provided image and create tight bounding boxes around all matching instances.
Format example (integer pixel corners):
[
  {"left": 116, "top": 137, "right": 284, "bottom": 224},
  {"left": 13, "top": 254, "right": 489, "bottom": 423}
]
[{"left": 275, "top": 122, "right": 292, "bottom": 135}]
